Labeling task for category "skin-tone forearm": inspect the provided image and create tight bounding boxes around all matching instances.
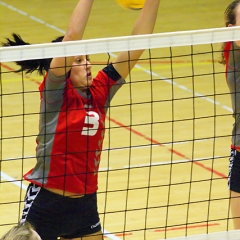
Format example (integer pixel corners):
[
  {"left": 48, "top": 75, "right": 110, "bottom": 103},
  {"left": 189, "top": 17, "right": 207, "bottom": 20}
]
[
  {"left": 131, "top": 0, "right": 160, "bottom": 36},
  {"left": 64, "top": 0, "right": 94, "bottom": 41},
  {"left": 50, "top": 0, "right": 94, "bottom": 77},
  {"left": 113, "top": 0, "right": 160, "bottom": 79}
]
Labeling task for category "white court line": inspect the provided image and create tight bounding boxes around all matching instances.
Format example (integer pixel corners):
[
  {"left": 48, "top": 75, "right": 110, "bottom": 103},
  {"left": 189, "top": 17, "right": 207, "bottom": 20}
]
[
  {"left": 102, "top": 230, "right": 123, "bottom": 240},
  {"left": 0, "top": 171, "right": 28, "bottom": 190},
  {"left": 0, "top": 1, "right": 65, "bottom": 34},
  {"left": 123, "top": 156, "right": 221, "bottom": 169},
  {"left": 110, "top": 52, "right": 233, "bottom": 114}
]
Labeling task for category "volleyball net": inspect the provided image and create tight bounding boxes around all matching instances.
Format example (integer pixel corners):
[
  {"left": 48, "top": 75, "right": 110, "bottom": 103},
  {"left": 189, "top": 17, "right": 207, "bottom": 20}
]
[{"left": 0, "top": 26, "right": 240, "bottom": 239}]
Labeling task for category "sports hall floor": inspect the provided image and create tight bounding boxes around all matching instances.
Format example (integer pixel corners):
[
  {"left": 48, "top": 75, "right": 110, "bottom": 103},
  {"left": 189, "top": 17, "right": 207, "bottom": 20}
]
[{"left": 0, "top": 0, "right": 235, "bottom": 239}]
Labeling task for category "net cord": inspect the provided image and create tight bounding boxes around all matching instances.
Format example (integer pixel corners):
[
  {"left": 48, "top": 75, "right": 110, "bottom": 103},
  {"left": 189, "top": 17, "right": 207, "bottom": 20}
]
[{"left": 0, "top": 26, "right": 240, "bottom": 63}]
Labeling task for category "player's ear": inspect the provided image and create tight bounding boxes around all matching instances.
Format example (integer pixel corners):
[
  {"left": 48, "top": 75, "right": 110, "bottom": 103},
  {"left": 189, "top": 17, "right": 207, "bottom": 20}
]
[{"left": 228, "top": 24, "right": 233, "bottom": 27}]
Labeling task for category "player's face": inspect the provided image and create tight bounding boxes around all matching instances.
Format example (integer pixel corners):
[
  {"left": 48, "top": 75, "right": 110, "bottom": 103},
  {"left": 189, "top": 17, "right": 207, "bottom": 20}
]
[
  {"left": 70, "top": 55, "right": 92, "bottom": 92},
  {"left": 233, "top": 4, "right": 240, "bottom": 26}
]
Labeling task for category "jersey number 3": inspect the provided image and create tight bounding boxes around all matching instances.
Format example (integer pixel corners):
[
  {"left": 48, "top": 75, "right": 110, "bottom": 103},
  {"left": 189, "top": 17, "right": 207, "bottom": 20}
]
[{"left": 81, "top": 111, "right": 100, "bottom": 136}]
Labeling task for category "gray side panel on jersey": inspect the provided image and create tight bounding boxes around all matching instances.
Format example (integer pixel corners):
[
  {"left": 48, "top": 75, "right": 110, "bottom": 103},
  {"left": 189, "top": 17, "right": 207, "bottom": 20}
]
[
  {"left": 29, "top": 70, "right": 67, "bottom": 184},
  {"left": 227, "top": 42, "right": 240, "bottom": 147}
]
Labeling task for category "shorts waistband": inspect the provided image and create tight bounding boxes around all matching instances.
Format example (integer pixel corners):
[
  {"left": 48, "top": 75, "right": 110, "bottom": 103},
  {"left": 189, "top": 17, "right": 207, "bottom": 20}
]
[{"left": 44, "top": 187, "right": 85, "bottom": 198}]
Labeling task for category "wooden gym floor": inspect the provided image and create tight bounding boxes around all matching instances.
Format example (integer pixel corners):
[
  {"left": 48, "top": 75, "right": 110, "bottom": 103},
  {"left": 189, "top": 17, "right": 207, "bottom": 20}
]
[{"left": 0, "top": 0, "right": 235, "bottom": 239}]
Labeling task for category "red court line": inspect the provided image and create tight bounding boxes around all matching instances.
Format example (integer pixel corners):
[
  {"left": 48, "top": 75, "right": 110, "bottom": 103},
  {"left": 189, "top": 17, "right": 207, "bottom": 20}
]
[
  {"left": 103, "top": 233, "right": 132, "bottom": 239},
  {"left": 0, "top": 63, "right": 41, "bottom": 85},
  {"left": 1, "top": 63, "right": 14, "bottom": 71},
  {"left": 1, "top": 63, "right": 227, "bottom": 180},
  {"left": 154, "top": 223, "right": 220, "bottom": 232},
  {"left": 108, "top": 117, "right": 227, "bottom": 179}
]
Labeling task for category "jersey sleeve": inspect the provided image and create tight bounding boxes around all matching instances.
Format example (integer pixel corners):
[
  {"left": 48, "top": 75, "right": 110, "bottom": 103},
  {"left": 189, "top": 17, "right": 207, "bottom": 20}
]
[
  {"left": 92, "top": 63, "right": 126, "bottom": 106},
  {"left": 39, "top": 70, "right": 68, "bottom": 104}
]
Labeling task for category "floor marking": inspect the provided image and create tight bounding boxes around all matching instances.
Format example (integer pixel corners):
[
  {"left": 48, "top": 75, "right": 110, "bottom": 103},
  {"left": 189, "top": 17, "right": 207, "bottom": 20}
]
[{"left": 0, "top": 171, "right": 28, "bottom": 190}]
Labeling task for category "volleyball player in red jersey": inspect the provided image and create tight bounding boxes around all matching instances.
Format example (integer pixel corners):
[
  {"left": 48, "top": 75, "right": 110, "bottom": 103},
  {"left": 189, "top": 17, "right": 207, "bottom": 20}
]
[
  {"left": 2, "top": 0, "right": 160, "bottom": 239},
  {"left": 220, "top": 0, "right": 240, "bottom": 230}
]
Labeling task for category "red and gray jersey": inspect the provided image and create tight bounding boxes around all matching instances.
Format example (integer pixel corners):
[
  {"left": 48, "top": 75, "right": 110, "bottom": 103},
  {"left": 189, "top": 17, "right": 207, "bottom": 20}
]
[
  {"left": 24, "top": 64, "right": 125, "bottom": 194},
  {"left": 225, "top": 42, "right": 240, "bottom": 150}
]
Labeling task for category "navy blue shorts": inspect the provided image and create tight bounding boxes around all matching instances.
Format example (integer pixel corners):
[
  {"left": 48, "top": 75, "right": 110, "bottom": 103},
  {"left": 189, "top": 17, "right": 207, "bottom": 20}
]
[
  {"left": 20, "top": 184, "right": 101, "bottom": 240},
  {"left": 228, "top": 149, "right": 240, "bottom": 193}
]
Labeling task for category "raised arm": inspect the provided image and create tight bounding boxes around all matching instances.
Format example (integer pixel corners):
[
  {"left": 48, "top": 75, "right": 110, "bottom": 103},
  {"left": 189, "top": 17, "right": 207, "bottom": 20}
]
[
  {"left": 112, "top": 0, "right": 160, "bottom": 80},
  {"left": 50, "top": 0, "right": 94, "bottom": 77}
]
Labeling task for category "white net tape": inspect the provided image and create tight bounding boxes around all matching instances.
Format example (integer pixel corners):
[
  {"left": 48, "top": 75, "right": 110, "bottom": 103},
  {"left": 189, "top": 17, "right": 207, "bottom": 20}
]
[{"left": 0, "top": 26, "right": 240, "bottom": 62}]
